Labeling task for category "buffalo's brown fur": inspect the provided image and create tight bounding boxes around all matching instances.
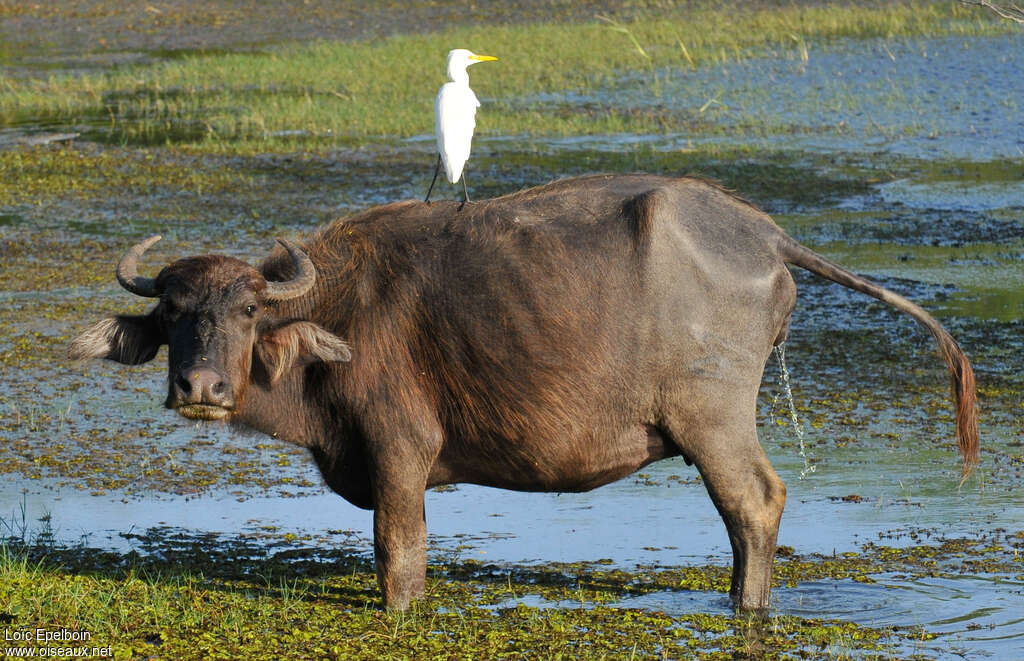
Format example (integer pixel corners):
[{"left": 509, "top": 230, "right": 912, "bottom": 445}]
[{"left": 71, "top": 174, "right": 979, "bottom": 611}]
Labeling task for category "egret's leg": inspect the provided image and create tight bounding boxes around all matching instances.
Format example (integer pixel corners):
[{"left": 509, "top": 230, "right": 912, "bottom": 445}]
[
  {"left": 461, "top": 175, "right": 471, "bottom": 204},
  {"left": 424, "top": 154, "right": 442, "bottom": 203}
]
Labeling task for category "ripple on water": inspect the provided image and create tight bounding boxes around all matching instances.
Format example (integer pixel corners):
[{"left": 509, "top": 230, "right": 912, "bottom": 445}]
[{"left": 617, "top": 574, "right": 1024, "bottom": 660}]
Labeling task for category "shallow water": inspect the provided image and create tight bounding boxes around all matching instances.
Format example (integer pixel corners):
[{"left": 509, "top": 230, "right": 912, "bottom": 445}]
[
  {"left": 516, "top": 34, "right": 1024, "bottom": 162},
  {"left": 2, "top": 31, "right": 1023, "bottom": 659},
  {"left": 620, "top": 574, "right": 1024, "bottom": 660},
  {"left": 13, "top": 454, "right": 1021, "bottom": 566}
]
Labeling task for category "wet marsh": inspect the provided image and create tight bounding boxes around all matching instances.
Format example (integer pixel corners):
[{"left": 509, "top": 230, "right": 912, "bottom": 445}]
[
  {"left": 1, "top": 2, "right": 1017, "bottom": 148},
  {"left": 1, "top": 1, "right": 1023, "bottom": 658}
]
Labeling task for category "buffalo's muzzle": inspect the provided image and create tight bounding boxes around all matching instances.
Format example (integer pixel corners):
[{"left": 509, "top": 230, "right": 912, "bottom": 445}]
[{"left": 169, "top": 366, "right": 234, "bottom": 419}]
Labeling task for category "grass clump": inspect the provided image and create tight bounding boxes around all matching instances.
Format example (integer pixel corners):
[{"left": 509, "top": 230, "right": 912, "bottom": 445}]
[{"left": 0, "top": 2, "right": 1013, "bottom": 150}]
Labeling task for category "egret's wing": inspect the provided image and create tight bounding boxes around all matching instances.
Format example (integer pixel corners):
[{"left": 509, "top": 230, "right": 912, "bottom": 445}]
[{"left": 435, "top": 83, "right": 479, "bottom": 184}]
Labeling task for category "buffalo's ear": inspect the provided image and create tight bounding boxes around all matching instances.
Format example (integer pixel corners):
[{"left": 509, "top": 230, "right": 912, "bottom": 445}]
[
  {"left": 257, "top": 321, "right": 352, "bottom": 383},
  {"left": 68, "top": 315, "right": 163, "bottom": 365}
]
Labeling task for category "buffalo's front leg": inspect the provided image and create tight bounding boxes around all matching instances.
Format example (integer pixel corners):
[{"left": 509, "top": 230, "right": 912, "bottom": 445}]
[
  {"left": 373, "top": 487, "right": 427, "bottom": 609},
  {"left": 366, "top": 413, "right": 442, "bottom": 610}
]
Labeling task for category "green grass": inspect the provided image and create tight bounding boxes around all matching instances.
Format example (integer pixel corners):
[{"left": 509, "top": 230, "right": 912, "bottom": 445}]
[
  {"left": 12, "top": 529, "right": 1015, "bottom": 660},
  {"left": 0, "top": 2, "right": 1013, "bottom": 151}
]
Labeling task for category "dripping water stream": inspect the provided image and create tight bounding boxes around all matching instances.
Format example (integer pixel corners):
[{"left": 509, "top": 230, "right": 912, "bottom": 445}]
[{"left": 773, "top": 342, "right": 815, "bottom": 480}]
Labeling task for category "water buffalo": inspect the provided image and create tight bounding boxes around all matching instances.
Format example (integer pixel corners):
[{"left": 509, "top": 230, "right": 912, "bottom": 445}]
[{"left": 70, "top": 174, "right": 978, "bottom": 611}]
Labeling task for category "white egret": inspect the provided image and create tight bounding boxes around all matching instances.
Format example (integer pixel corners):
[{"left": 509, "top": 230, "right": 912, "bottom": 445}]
[{"left": 424, "top": 48, "right": 498, "bottom": 204}]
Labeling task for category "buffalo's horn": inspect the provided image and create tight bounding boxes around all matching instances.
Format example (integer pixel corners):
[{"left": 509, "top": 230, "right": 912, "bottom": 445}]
[
  {"left": 116, "top": 235, "right": 162, "bottom": 298},
  {"left": 264, "top": 239, "right": 316, "bottom": 302}
]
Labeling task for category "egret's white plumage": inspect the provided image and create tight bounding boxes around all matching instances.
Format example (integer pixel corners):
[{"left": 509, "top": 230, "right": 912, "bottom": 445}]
[{"left": 425, "top": 48, "right": 497, "bottom": 202}]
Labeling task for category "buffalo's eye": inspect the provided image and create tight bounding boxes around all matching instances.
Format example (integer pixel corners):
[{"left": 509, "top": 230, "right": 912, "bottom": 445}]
[
  {"left": 161, "top": 300, "right": 179, "bottom": 320},
  {"left": 245, "top": 304, "right": 257, "bottom": 317}
]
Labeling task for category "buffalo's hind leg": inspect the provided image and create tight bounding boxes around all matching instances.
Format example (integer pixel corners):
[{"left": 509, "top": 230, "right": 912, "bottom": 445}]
[{"left": 664, "top": 396, "right": 787, "bottom": 611}]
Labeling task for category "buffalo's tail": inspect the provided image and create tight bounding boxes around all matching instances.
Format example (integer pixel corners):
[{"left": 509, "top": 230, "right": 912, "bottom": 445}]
[{"left": 778, "top": 236, "right": 979, "bottom": 483}]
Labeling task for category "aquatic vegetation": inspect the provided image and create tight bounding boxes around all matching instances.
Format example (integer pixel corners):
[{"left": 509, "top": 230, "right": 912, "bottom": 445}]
[
  {"left": 0, "top": 144, "right": 253, "bottom": 208},
  {"left": 6, "top": 527, "right": 1014, "bottom": 660}
]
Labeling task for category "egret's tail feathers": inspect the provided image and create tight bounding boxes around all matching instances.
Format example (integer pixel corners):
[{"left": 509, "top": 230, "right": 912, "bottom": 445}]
[{"left": 444, "top": 157, "right": 464, "bottom": 184}]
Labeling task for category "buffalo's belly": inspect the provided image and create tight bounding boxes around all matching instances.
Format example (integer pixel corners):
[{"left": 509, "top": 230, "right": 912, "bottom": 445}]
[{"left": 431, "top": 424, "right": 680, "bottom": 493}]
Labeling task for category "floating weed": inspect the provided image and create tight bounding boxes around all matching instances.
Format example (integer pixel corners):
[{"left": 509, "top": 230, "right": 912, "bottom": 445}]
[
  {"left": 0, "top": 517, "right": 1020, "bottom": 658},
  {"left": 0, "top": 143, "right": 253, "bottom": 208}
]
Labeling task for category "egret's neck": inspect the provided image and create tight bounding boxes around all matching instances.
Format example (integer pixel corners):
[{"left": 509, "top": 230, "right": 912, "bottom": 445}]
[{"left": 447, "top": 65, "right": 470, "bottom": 85}]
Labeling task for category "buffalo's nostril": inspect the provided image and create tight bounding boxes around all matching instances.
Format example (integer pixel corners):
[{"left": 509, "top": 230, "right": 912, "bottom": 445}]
[
  {"left": 173, "top": 367, "right": 230, "bottom": 406},
  {"left": 175, "top": 372, "right": 193, "bottom": 395}
]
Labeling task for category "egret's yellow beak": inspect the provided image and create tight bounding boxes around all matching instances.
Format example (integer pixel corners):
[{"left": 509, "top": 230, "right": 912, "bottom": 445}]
[{"left": 470, "top": 54, "right": 498, "bottom": 62}]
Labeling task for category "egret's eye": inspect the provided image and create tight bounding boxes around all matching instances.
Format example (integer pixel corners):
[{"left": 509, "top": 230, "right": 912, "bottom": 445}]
[{"left": 245, "top": 304, "right": 257, "bottom": 317}]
